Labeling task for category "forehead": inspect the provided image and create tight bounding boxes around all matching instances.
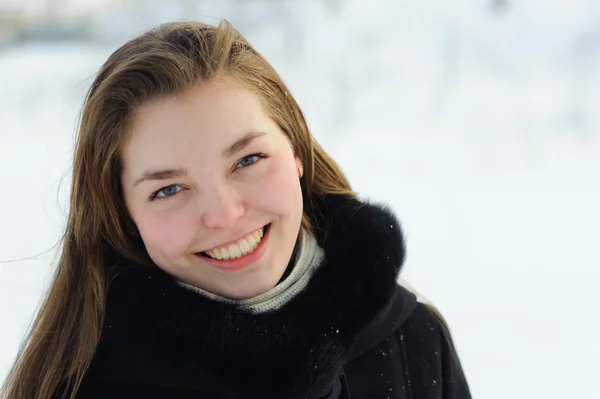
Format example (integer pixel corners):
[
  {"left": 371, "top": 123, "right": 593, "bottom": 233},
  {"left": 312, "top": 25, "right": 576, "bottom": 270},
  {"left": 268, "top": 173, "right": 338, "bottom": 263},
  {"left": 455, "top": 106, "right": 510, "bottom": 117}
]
[
  {"left": 120, "top": 78, "right": 281, "bottom": 175},
  {"left": 131, "top": 78, "right": 268, "bottom": 138}
]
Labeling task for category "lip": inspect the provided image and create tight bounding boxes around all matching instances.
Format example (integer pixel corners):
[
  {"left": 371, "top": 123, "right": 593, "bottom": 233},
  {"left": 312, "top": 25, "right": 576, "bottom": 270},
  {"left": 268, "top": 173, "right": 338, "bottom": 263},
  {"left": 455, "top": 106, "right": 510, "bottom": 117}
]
[{"left": 194, "top": 224, "right": 270, "bottom": 272}]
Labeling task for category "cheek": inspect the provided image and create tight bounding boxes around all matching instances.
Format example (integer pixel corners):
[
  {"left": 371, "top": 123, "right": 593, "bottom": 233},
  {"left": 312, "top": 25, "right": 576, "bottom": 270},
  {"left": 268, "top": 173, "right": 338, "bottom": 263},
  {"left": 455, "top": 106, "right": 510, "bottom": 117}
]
[
  {"left": 135, "top": 208, "right": 198, "bottom": 255},
  {"left": 249, "top": 159, "right": 302, "bottom": 215}
]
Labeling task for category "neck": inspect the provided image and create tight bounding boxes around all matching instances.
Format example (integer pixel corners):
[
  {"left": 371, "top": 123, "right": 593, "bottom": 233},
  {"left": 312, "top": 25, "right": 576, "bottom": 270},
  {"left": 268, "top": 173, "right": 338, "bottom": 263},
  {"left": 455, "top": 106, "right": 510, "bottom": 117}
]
[
  {"left": 177, "top": 228, "right": 324, "bottom": 313},
  {"left": 278, "top": 237, "right": 300, "bottom": 284}
]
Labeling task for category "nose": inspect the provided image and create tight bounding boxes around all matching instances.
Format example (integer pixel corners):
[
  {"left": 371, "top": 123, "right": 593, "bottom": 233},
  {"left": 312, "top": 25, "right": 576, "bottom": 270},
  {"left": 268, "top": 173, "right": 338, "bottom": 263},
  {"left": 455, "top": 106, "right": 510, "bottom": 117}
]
[{"left": 200, "top": 184, "right": 245, "bottom": 229}]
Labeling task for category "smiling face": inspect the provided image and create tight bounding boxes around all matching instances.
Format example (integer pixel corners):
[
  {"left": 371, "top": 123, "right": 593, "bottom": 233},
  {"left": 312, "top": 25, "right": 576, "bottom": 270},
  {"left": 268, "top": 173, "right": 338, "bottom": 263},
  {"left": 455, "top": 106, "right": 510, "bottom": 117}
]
[{"left": 121, "top": 77, "right": 304, "bottom": 299}]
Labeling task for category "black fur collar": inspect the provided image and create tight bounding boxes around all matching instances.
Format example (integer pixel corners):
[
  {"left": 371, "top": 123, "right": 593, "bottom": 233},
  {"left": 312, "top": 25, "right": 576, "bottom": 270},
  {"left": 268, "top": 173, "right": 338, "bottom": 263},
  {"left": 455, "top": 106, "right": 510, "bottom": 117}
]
[{"left": 89, "top": 194, "right": 407, "bottom": 398}]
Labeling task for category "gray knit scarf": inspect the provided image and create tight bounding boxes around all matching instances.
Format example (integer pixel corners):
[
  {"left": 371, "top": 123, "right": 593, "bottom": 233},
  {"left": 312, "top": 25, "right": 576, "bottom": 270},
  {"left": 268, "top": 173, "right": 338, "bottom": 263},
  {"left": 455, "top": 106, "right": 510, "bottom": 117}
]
[{"left": 177, "top": 228, "right": 324, "bottom": 314}]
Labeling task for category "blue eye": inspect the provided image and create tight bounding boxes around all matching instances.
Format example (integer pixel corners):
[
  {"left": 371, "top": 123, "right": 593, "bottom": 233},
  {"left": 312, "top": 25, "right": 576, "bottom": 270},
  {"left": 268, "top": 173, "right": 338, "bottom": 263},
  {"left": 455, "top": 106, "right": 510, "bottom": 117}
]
[
  {"left": 235, "top": 153, "right": 265, "bottom": 169},
  {"left": 151, "top": 184, "right": 182, "bottom": 200}
]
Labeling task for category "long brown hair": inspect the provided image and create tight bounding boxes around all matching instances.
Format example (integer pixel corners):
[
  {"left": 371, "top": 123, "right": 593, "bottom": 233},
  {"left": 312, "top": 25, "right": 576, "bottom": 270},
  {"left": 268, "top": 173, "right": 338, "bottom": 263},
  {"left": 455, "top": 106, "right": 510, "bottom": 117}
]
[{"left": 1, "top": 20, "right": 353, "bottom": 399}]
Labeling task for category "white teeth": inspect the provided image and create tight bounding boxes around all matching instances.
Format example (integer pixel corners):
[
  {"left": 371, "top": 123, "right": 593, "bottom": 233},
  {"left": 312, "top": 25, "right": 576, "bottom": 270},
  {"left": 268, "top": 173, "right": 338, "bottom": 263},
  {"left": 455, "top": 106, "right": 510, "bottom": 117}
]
[
  {"left": 239, "top": 239, "right": 250, "bottom": 255},
  {"left": 229, "top": 244, "right": 241, "bottom": 259},
  {"left": 221, "top": 247, "right": 230, "bottom": 260},
  {"left": 204, "top": 226, "right": 266, "bottom": 260}
]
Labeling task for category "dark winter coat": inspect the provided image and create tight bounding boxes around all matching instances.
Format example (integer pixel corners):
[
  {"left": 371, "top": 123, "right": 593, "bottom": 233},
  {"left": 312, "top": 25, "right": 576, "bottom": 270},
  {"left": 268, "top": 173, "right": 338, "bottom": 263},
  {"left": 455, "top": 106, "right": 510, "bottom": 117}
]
[{"left": 73, "top": 195, "right": 471, "bottom": 399}]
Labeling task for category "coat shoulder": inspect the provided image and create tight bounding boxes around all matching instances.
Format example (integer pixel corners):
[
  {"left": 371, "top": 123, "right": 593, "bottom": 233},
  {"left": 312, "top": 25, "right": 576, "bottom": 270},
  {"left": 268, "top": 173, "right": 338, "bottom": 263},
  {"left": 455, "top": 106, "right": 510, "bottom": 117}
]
[
  {"left": 75, "top": 378, "right": 207, "bottom": 399},
  {"left": 398, "top": 301, "right": 472, "bottom": 399},
  {"left": 344, "top": 296, "right": 471, "bottom": 399}
]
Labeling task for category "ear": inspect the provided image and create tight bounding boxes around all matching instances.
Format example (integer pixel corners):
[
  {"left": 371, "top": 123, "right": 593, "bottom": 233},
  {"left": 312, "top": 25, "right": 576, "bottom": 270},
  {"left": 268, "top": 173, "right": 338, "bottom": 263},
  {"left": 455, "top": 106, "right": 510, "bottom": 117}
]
[{"left": 295, "top": 156, "right": 303, "bottom": 178}]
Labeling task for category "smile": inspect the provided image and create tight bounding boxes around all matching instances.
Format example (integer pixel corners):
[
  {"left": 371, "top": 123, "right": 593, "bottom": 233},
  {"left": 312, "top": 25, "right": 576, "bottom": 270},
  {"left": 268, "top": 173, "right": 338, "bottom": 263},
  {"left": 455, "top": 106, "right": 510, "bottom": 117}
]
[{"left": 201, "top": 225, "right": 269, "bottom": 260}]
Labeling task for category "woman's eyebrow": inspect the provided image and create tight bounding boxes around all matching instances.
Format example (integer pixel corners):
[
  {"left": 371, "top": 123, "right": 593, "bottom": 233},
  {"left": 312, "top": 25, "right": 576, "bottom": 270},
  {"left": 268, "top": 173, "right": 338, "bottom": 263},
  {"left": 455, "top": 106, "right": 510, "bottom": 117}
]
[
  {"left": 133, "top": 168, "right": 187, "bottom": 188},
  {"left": 132, "top": 132, "right": 266, "bottom": 188},
  {"left": 222, "top": 131, "right": 267, "bottom": 158}
]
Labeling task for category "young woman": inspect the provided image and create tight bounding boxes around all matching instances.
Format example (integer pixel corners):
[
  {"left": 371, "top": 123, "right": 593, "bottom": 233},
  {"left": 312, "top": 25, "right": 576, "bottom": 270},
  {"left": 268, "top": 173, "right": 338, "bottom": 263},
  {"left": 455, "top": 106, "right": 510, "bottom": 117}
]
[{"left": 2, "top": 21, "right": 471, "bottom": 399}]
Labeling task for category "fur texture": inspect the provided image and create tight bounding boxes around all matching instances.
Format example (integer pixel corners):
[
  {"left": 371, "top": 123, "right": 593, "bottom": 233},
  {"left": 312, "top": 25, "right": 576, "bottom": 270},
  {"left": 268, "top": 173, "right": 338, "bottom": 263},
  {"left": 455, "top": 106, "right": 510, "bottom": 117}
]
[{"left": 87, "top": 194, "right": 406, "bottom": 398}]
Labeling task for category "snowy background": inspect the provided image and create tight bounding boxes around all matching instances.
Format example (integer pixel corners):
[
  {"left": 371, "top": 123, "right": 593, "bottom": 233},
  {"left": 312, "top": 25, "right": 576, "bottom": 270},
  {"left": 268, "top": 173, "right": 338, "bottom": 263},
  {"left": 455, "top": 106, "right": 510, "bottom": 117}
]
[{"left": 1, "top": 0, "right": 599, "bottom": 398}]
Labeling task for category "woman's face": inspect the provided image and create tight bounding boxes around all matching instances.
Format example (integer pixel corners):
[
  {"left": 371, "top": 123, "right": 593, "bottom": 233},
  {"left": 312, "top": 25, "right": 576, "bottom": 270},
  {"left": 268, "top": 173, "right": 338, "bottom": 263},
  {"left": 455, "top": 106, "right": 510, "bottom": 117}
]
[{"left": 121, "top": 77, "right": 304, "bottom": 299}]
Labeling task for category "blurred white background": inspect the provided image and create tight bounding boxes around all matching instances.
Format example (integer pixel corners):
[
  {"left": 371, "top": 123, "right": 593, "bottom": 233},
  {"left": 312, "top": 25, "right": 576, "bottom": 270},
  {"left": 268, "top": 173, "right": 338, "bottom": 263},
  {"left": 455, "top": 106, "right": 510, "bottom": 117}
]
[{"left": 1, "top": 0, "right": 599, "bottom": 398}]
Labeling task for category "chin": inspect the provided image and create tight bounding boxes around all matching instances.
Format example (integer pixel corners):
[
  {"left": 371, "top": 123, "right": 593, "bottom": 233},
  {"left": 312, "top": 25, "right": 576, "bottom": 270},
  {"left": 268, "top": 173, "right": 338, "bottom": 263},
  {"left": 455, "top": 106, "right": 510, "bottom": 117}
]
[{"left": 221, "top": 270, "right": 281, "bottom": 300}]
